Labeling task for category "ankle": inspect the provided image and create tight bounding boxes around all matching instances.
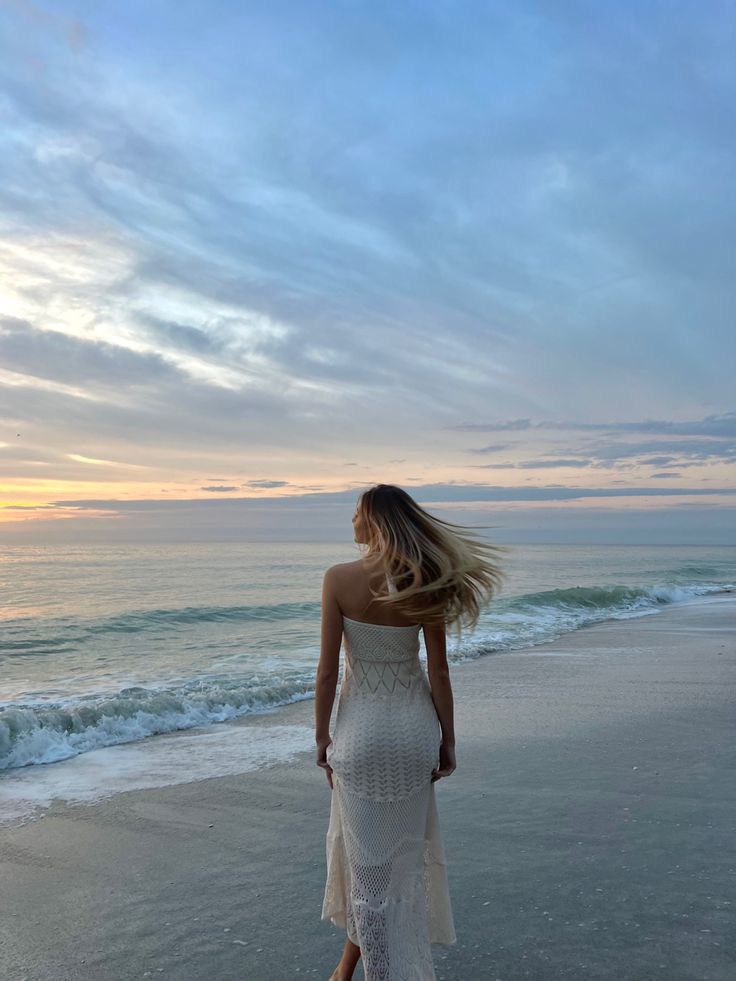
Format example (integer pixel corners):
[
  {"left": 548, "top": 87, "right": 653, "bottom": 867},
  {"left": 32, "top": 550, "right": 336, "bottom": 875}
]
[{"left": 335, "top": 957, "right": 359, "bottom": 980}]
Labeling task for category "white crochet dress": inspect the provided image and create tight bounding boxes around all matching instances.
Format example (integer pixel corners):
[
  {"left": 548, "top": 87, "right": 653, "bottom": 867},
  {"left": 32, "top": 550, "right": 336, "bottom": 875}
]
[{"left": 321, "top": 576, "right": 456, "bottom": 980}]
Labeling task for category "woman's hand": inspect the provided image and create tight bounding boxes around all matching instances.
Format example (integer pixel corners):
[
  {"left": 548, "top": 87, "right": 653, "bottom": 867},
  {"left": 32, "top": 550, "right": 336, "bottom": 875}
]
[
  {"left": 316, "top": 736, "right": 334, "bottom": 789},
  {"left": 431, "top": 741, "right": 456, "bottom": 782}
]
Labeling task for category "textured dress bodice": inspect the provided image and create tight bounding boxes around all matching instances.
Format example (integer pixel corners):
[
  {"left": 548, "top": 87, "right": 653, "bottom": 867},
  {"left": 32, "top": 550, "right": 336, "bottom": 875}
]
[
  {"left": 343, "top": 616, "right": 423, "bottom": 694},
  {"left": 329, "top": 617, "right": 441, "bottom": 802}
]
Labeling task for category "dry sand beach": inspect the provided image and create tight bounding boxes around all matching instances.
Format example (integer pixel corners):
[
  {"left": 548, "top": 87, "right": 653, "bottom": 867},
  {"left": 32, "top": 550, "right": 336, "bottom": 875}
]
[{"left": 1, "top": 595, "right": 733, "bottom": 981}]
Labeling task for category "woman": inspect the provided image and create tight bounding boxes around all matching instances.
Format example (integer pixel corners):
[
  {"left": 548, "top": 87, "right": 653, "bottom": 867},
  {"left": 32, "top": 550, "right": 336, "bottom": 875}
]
[{"left": 315, "top": 484, "right": 507, "bottom": 981}]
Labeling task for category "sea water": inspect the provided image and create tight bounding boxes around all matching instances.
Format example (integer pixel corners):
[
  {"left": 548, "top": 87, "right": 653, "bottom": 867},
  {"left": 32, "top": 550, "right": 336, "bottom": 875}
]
[{"left": 1, "top": 541, "right": 733, "bottom": 824}]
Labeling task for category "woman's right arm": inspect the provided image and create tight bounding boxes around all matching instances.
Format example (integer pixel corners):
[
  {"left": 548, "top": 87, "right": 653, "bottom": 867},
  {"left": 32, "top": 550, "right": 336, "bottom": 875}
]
[{"left": 422, "top": 622, "right": 455, "bottom": 748}]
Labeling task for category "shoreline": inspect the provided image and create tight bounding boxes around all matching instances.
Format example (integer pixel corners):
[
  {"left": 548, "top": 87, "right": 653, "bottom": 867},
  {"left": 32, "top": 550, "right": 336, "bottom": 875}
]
[
  {"left": 1, "top": 594, "right": 734, "bottom": 980},
  {"left": 1, "top": 587, "right": 732, "bottom": 806}
]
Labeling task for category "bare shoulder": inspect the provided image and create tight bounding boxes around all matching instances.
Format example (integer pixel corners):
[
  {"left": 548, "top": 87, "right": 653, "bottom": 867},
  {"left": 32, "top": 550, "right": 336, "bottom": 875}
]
[{"left": 323, "top": 560, "right": 361, "bottom": 581}]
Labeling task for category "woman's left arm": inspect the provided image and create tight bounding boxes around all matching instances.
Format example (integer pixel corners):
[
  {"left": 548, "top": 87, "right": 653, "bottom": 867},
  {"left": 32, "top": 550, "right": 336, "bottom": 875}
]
[{"left": 315, "top": 566, "right": 343, "bottom": 746}]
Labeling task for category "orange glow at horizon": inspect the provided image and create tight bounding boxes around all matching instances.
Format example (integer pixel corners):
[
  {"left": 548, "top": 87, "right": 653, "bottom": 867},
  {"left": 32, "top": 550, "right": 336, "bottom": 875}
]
[{"left": 1, "top": 472, "right": 734, "bottom": 528}]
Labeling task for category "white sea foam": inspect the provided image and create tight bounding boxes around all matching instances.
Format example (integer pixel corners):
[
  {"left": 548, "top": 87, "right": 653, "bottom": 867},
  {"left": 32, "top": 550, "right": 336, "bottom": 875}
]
[
  {"left": 0, "top": 722, "right": 314, "bottom": 827},
  {"left": 2, "top": 542, "right": 733, "bottom": 776}
]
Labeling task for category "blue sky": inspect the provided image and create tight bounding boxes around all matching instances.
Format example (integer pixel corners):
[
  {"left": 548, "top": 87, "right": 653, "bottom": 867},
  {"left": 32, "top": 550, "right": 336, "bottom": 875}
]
[{"left": 1, "top": 0, "right": 735, "bottom": 543}]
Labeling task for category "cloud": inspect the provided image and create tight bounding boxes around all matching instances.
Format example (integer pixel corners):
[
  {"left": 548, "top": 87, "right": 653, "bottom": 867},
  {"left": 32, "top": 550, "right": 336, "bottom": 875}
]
[
  {"left": 0, "top": 317, "right": 179, "bottom": 388},
  {"left": 473, "top": 458, "right": 595, "bottom": 469},
  {"left": 455, "top": 412, "right": 736, "bottom": 437},
  {"left": 138, "top": 316, "right": 223, "bottom": 355},
  {"left": 243, "top": 479, "right": 290, "bottom": 488},
  {"left": 460, "top": 413, "right": 736, "bottom": 471},
  {"left": 2, "top": 495, "right": 735, "bottom": 546},
  {"left": 33, "top": 482, "right": 736, "bottom": 512},
  {"left": 0, "top": 0, "right": 734, "bottom": 541}
]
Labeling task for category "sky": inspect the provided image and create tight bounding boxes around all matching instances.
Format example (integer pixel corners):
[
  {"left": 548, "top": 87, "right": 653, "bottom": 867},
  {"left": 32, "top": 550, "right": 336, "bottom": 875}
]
[{"left": 1, "top": 0, "right": 735, "bottom": 545}]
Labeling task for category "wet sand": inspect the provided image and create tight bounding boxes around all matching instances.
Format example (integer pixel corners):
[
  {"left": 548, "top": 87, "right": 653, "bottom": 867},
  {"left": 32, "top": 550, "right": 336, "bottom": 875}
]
[{"left": 1, "top": 595, "right": 734, "bottom": 981}]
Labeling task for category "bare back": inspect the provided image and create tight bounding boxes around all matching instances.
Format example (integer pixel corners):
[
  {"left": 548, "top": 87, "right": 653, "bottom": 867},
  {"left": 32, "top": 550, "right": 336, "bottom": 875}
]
[{"left": 331, "top": 558, "right": 420, "bottom": 627}]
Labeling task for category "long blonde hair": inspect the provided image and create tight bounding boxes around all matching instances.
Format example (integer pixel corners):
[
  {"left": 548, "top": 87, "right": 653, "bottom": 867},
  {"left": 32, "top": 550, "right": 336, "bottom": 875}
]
[{"left": 356, "top": 484, "right": 509, "bottom": 640}]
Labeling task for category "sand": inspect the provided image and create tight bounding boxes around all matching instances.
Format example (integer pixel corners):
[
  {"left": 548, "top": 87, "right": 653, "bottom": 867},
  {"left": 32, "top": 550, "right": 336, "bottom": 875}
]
[{"left": 0, "top": 594, "right": 733, "bottom": 981}]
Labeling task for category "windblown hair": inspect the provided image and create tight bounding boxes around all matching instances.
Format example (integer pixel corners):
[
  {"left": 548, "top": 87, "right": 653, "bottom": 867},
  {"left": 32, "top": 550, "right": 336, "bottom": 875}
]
[{"left": 356, "top": 484, "right": 509, "bottom": 640}]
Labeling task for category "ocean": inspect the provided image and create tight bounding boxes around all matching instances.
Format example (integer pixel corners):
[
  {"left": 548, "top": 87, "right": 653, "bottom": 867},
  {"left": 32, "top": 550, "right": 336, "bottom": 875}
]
[{"left": 1, "top": 541, "right": 734, "bottom": 825}]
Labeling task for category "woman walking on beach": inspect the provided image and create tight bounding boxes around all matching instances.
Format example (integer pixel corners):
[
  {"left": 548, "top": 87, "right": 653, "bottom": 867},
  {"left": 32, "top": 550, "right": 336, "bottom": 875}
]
[{"left": 315, "top": 484, "right": 506, "bottom": 981}]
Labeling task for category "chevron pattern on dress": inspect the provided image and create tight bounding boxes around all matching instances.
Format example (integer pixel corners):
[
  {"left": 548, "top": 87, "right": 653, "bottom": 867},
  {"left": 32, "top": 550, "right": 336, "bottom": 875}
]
[{"left": 342, "top": 617, "right": 421, "bottom": 663}]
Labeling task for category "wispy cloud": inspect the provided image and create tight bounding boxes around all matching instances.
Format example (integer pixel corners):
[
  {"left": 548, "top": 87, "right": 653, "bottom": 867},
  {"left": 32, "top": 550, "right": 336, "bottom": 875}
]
[
  {"left": 0, "top": 1, "right": 734, "bottom": 541},
  {"left": 454, "top": 413, "right": 736, "bottom": 437}
]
